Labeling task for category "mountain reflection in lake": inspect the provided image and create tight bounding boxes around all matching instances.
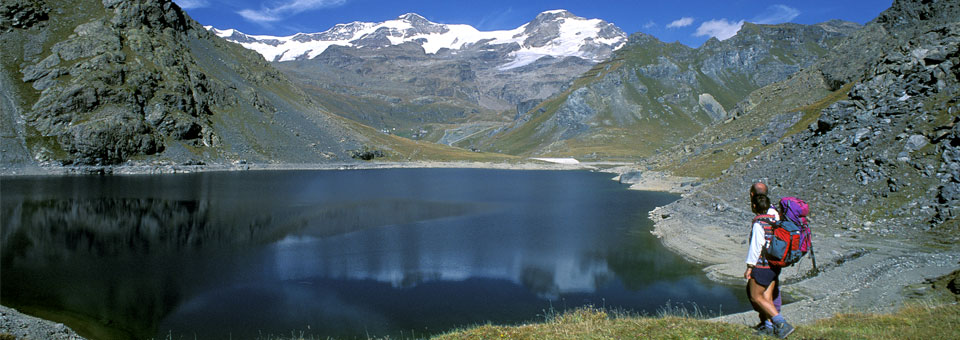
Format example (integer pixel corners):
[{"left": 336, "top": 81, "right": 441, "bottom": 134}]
[{"left": 0, "top": 169, "right": 750, "bottom": 339}]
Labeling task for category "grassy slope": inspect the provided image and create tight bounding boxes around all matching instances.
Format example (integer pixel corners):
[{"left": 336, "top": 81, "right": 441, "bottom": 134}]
[
  {"left": 485, "top": 48, "right": 709, "bottom": 160},
  {"left": 664, "top": 82, "right": 854, "bottom": 178},
  {"left": 484, "top": 60, "right": 621, "bottom": 156},
  {"left": 438, "top": 303, "right": 959, "bottom": 340},
  {"left": 343, "top": 117, "right": 518, "bottom": 162}
]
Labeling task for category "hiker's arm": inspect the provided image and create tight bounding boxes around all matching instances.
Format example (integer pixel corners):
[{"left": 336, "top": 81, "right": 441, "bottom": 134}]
[{"left": 745, "top": 221, "right": 764, "bottom": 266}]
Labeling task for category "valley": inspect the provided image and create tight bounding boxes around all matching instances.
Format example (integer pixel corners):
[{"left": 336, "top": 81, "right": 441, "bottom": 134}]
[{"left": 1, "top": 0, "right": 958, "bottom": 339}]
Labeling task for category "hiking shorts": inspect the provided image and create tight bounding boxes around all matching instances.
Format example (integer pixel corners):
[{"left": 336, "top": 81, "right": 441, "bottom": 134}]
[{"left": 750, "top": 266, "right": 781, "bottom": 287}]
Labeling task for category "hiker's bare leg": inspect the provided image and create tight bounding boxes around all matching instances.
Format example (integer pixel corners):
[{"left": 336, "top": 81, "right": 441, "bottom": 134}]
[
  {"left": 762, "top": 280, "right": 779, "bottom": 316},
  {"left": 746, "top": 284, "right": 767, "bottom": 320},
  {"left": 748, "top": 279, "right": 779, "bottom": 318}
]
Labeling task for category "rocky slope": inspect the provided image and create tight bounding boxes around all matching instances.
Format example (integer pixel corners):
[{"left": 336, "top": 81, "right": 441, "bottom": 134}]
[
  {"left": 479, "top": 20, "right": 860, "bottom": 158},
  {"left": 0, "top": 0, "right": 388, "bottom": 167},
  {"left": 649, "top": 0, "right": 960, "bottom": 233}
]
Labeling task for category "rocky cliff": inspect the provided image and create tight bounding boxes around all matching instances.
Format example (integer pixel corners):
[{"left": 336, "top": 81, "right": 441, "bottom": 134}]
[{"left": 1, "top": 0, "right": 381, "bottom": 167}]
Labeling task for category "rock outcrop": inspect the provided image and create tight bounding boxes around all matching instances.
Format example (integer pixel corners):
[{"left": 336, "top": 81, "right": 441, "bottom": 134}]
[
  {"left": 21, "top": 0, "right": 222, "bottom": 164},
  {"left": 1, "top": 0, "right": 374, "bottom": 167}
]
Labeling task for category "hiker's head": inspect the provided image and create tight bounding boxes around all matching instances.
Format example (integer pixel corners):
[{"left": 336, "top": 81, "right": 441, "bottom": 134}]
[
  {"left": 750, "top": 182, "right": 768, "bottom": 198},
  {"left": 751, "top": 193, "right": 771, "bottom": 215}
]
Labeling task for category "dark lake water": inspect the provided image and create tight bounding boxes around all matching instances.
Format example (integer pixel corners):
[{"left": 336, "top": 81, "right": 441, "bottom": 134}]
[{"left": 1, "top": 169, "right": 750, "bottom": 339}]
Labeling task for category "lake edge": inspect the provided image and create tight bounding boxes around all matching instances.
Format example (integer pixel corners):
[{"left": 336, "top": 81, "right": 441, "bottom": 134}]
[{"left": 1, "top": 165, "right": 714, "bottom": 340}]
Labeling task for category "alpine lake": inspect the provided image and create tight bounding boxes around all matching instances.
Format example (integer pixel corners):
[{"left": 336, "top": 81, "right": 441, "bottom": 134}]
[{"left": 1, "top": 168, "right": 751, "bottom": 339}]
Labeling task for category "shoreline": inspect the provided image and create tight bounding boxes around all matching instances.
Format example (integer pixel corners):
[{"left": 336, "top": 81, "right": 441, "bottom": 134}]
[
  {"left": 0, "top": 160, "right": 612, "bottom": 177},
  {"left": 1, "top": 162, "right": 956, "bottom": 338}
]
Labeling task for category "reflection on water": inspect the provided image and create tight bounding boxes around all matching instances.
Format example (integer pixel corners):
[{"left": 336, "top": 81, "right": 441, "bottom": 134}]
[{"left": 1, "top": 169, "right": 750, "bottom": 339}]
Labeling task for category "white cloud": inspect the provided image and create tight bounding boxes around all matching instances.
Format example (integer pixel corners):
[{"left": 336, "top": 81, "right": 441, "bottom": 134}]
[
  {"left": 643, "top": 21, "right": 656, "bottom": 29},
  {"left": 753, "top": 4, "right": 800, "bottom": 24},
  {"left": 238, "top": 9, "right": 281, "bottom": 23},
  {"left": 476, "top": 7, "right": 516, "bottom": 31},
  {"left": 174, "top": 0, "right": 209, "bottom": 9},
  {"left": 694, "top": 19, "right": 744, "bottom": 41},
  {"left": 238, "top": 0, "right": 348, "bottom": 24},
  {"left": 666, "top": 17, "right": 694, "bottom": 28}
]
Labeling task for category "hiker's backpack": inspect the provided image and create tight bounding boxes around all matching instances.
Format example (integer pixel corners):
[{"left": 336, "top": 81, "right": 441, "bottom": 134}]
[{"left": 763, "top": 197, "right": 813, "bottom": 267}]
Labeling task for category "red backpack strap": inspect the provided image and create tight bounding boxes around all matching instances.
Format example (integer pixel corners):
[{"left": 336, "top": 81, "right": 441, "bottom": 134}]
[{"left": 752, "top": 214, "right": 776, "bottom": 224}]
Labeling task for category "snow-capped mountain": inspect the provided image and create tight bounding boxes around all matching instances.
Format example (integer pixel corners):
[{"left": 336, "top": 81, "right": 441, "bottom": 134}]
[{"left": 209, "top": 10, "right": 626, "bottom": 69}]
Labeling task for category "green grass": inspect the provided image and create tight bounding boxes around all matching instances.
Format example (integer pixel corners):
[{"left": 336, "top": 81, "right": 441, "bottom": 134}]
[
  {"left": 802, "top": 303, "right": 960, "bottom": 340},
  {"left": 784, "top": 82, "right": 855, "bottom": 139},
  {"left": 437, "top": 303, "right": 960, "bottom": 340}
]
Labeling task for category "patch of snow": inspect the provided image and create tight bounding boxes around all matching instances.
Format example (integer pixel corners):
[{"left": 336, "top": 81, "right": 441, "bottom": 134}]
[{"left": 212, "top": 10, "right": 627, "bottom": 64}]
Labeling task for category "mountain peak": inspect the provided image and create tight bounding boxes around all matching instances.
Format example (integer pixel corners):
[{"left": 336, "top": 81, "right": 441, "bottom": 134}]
[
  {"left": 518, "top": 9, "right": 625, "bottom": 53},
  {"left": 398, "top": 13, "right": 429, "bottom": 23},
  {"left": 527, "top": 9, "right": 576, "bottom": 28},
  {"left": 536, "top": 9, "right": 575, "bottom": 19}
]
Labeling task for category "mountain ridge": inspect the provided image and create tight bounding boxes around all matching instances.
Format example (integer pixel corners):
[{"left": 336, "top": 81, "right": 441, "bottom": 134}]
[
  {"left": 210, "top": 9, "right": 627, "bottom": 70},
  {"left": 475, "top": 19, "right": 861, "bottom": 158}
]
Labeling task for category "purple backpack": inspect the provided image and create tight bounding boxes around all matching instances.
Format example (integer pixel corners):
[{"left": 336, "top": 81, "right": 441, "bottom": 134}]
[
  {"left": 779, "top": 197, "right": 812, "bottom": 254},
  {"left": 762, "top": 197, "right": 816, "bottom": 268}
]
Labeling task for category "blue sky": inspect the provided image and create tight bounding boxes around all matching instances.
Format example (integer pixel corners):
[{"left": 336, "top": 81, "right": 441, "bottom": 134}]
[{"left": 175, "top": 0, "right": 892, "bottom": 47}]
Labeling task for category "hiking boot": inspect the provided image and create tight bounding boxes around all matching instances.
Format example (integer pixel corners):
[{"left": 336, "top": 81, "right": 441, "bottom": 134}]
[
  {"left": 753, "top": 325, "right": 774, "bottom": 337},
  {"left": 773, "top": 321, "right": 795, "bottom": 338}
]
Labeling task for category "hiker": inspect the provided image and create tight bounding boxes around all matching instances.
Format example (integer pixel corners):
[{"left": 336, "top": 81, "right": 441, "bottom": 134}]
[
  {"left": 744, "top": 191, "right": 795, "bottom": 338},
  {"left": 747, "top": 183, "right": 782, "bottom": 327}
]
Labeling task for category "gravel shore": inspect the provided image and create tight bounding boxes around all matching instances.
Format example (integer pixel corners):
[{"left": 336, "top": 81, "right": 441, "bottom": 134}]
[{"left": 0, "top": 160, "right": 603, "bottom": 177}]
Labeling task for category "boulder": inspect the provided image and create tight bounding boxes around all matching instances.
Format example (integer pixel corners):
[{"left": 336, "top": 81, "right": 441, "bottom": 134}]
[
  {"left": 619, "top": 171, "right": 643, "bottom": 184},
  {"left": 906, "top": 134, "right": 929, "bottom": 152}
]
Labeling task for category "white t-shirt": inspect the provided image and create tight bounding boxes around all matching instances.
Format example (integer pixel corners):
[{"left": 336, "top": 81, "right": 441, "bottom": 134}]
[{"left": 745, "top": 206, "right": 780, "bottom": 265}]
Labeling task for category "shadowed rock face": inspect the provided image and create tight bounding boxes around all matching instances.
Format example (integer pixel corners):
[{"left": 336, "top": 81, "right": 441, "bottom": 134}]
[
  {"left": 2, "top": 0, "right": 370, "bottom": 167},
  {"left": 17, "top": 0, "right": 221, "bottom": 165},
  {"left": 0, "top": 0, "right": 49, "bottom": 30}
]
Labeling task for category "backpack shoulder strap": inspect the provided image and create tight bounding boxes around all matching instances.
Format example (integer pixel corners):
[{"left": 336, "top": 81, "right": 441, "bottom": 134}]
[{"left": 753, "top": 214, "right": 776, "bottom": 224}]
